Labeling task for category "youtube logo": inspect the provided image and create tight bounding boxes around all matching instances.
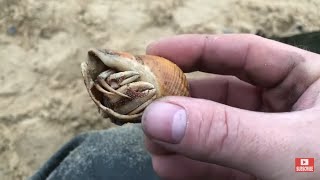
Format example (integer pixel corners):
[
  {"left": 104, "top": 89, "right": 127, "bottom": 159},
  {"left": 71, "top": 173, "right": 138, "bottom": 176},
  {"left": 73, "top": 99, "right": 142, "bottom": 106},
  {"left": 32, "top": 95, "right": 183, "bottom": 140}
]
[
  {"left": 300, "top": 159, "right": 309, "bottom": 166},
  {"left": 295, "top": 158, "right": 314, "bottom": 172}
]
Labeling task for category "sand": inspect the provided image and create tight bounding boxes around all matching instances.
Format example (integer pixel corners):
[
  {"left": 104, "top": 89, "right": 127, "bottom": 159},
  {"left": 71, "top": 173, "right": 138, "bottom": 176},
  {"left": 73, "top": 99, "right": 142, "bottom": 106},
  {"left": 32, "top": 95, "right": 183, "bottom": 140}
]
[{"left": 1, "top": 0, "right": 320, "bottom": 179}]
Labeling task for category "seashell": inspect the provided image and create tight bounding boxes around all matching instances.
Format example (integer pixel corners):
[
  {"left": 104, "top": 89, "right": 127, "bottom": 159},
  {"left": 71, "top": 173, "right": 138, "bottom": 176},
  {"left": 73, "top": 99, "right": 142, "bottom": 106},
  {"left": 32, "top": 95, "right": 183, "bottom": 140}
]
[{"left": 81, "top": 49, "right": 190, "bottom": 124}]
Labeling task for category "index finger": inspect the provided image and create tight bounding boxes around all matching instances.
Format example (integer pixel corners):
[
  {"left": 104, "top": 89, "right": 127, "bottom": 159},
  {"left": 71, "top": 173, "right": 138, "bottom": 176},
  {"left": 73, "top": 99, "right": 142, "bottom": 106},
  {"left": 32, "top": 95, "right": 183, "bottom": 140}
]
[{"left": 146, "top": 34, "right": 317, "bottom": 88}]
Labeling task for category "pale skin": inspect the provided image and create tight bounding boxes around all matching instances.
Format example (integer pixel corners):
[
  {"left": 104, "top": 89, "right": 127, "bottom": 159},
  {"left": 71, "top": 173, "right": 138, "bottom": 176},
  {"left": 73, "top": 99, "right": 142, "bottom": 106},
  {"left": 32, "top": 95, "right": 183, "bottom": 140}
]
[{"left": 141, "top": 34, "right": 320, "bottom": 180}]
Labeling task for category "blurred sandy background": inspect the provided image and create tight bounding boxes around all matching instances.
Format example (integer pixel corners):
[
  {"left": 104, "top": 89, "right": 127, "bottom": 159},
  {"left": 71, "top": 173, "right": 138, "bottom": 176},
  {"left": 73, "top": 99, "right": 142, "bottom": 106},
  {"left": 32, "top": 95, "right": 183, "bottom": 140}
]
[{"left": 1, "top": 0, "right": 320, "bottom": 179}]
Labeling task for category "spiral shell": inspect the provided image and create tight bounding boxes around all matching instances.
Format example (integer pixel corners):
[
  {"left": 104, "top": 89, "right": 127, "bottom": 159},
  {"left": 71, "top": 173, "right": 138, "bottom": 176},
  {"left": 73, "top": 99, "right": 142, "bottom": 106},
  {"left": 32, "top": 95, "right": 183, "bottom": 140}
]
[{"left": 81, "top": 49, "right": 189, "bottom": 124}]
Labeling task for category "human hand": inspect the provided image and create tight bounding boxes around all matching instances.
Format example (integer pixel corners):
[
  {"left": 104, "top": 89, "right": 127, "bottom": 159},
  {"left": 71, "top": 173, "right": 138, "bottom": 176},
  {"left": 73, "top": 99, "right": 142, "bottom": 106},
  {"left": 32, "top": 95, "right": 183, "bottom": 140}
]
[{"left": 141, "top": 34, "right": 320, "bottom": 180}]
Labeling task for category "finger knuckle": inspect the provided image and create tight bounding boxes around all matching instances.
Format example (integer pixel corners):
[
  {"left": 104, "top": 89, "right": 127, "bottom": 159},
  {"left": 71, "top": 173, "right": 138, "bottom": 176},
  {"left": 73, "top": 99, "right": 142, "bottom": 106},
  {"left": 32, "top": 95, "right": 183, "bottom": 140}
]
[{"left": 197, "top": 107, "right": 237, "bottom": 159}]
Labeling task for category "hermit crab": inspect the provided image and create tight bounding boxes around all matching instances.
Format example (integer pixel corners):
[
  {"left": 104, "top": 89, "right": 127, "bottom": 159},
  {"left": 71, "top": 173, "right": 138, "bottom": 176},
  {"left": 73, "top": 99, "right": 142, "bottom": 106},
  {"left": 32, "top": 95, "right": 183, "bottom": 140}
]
[{"left": 81, "top": 49, "right": 189, "bottom": 124}]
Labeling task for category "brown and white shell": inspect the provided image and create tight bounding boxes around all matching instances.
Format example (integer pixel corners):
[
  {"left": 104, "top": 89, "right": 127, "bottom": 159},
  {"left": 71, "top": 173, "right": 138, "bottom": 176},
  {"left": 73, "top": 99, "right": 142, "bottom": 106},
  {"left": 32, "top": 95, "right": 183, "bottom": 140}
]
[{"left": 81, "top": 49, "right": 189, "bottom": 124}]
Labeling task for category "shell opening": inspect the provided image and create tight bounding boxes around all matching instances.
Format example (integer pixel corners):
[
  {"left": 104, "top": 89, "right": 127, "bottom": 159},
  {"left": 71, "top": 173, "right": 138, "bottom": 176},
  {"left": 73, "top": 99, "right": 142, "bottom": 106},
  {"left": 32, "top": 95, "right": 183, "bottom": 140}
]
[{"left": 87, "top": 51, "right": 157, "bottom": 120}]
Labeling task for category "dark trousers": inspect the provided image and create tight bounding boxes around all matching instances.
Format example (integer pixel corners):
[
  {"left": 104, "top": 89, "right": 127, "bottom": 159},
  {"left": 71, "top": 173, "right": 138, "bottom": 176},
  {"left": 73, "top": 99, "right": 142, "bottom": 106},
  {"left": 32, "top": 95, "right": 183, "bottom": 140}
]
[{"left": 29, "top": 124, "right": 160, "bottom": 180}]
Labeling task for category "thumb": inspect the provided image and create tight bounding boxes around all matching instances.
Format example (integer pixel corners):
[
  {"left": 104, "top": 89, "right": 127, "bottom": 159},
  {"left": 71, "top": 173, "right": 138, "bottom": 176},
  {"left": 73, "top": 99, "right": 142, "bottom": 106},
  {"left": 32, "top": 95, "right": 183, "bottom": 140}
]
[{"left": 142, "top": 96, "right": 294, "bottom": 179}]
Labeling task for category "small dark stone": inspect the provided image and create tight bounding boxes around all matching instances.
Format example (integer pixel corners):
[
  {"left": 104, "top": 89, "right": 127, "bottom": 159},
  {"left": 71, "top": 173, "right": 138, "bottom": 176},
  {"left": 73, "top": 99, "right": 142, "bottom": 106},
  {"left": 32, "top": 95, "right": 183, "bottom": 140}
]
[
  {"left": 296, "top": 25, "right": 304, "bottom": 32},
  {"left": 111, "top": 119, "right": 127, "bottom": 126},
  {"left": 7, "top": 26, "right": 17, "bottom": 36}
]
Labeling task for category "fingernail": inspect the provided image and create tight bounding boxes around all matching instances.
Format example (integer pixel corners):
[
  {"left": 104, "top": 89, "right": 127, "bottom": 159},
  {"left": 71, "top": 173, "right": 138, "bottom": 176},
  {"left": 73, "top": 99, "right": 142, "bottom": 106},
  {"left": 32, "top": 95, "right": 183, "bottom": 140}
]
[{"left": 142, "top": 102, "right": 187, "bottom": 143}]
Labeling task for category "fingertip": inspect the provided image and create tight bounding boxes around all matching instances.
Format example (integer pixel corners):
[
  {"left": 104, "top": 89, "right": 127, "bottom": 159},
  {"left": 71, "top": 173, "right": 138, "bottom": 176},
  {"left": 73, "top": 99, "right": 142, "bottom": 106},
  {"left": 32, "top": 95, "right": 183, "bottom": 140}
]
[
  {"left": 141, "top": 101, "right": 187, "bottom": 144},
  {"left": 146, "top": 36, "right": 174, "bottom": 55},
  {"left": 146, "top": 40, "right": 158, "bottom": 55},
  {"left": 146, "top": 34, "right": 200, "bottom": 55}
]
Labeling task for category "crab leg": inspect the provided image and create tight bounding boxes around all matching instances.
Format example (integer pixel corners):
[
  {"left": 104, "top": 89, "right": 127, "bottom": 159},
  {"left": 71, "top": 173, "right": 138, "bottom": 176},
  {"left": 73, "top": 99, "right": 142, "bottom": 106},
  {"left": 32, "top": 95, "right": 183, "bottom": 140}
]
[
  {"left": 97, "top": 70, "right": 130, "bottom": 98},
  {"left": 107, "top": 71, "right": 140, "bottom": 88},
  {"left": 113, "top": 82, "right": 156, "bottom": 114},
  {"left": 128, "top": 95, "right": 157, "bottom": 115}
]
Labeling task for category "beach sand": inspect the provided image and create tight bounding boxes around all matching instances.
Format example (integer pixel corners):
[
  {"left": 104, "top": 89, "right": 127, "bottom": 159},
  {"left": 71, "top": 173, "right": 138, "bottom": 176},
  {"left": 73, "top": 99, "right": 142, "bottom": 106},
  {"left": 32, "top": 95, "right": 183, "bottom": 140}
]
[{"left": 1, "top": 0, "right": 320, "bottom": 179}]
